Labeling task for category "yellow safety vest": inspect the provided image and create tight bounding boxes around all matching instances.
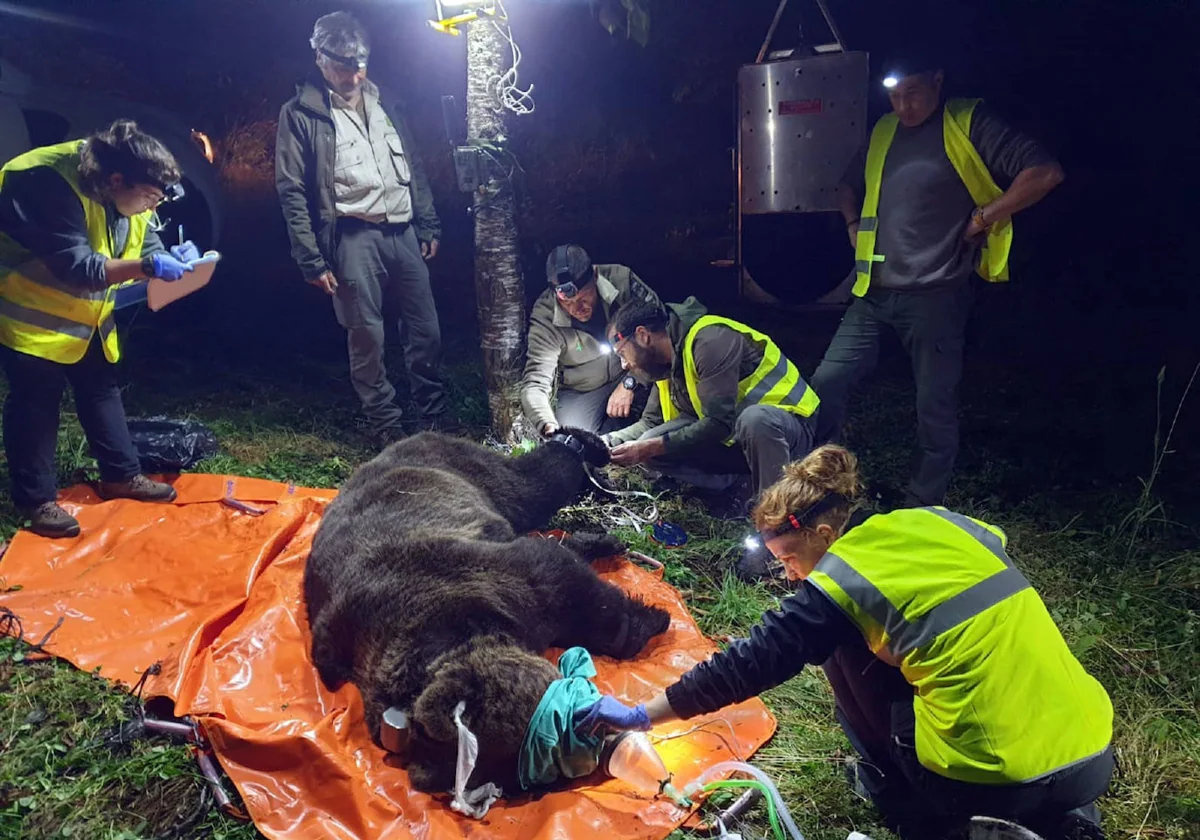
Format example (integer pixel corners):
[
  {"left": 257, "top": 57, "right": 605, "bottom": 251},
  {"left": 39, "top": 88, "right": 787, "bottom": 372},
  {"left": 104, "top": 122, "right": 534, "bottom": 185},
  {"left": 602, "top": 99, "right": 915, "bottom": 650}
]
[
  {"left": 0, "top": 140, "right": 150, "bottom": 364},
  {"left": 852, "top": 98, "right": 1013, "bottom": 298},
  {"left": 808, "top": 507, "right": 1113, "bottom": 785},
  {"left": 657, "top": 315, "right": 819, "bottom": 444}
]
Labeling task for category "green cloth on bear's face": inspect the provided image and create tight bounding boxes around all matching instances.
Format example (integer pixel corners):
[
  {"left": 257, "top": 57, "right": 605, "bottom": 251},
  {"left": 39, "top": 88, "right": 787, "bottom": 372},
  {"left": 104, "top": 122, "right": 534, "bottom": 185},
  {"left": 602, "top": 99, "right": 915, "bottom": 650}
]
[{"left": 518, "top": 647, "right": 604, "bottom": 791}]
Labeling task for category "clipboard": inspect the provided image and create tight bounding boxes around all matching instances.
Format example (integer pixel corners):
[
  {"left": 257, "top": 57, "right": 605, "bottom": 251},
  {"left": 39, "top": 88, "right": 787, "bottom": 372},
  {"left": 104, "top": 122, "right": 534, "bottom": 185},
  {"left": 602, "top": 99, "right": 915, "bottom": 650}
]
[{"left": 146, "top": 251, "right": 221, "bottom": 312}]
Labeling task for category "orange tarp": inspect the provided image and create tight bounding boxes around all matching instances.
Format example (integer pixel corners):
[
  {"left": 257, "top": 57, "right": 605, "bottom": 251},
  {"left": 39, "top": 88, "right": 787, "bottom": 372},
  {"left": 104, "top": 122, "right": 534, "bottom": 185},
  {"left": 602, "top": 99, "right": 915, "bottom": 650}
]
[{"left": 0, "top": 475, "right": 777, "bottom": 840}]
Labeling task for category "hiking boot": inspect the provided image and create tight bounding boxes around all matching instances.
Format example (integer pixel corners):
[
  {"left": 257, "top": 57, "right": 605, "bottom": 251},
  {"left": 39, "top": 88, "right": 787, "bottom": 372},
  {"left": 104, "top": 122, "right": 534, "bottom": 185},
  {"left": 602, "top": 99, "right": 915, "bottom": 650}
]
[
  {"left": 405, "top": 414, "right": 465, "bottom": 437},
  {"left": 733, "top": 541, "right": 787, "bottom": 583},
  {"left": 699, "top": 476, "right": 755, "bottom": 521},
  {"left": 844, "top": 760, "right": 872, "bottom": 803},
  {"left": 1056, "top": 809, "right": 1105, "bottom": 840},
  {"left": 98, "top": 474, "right": 177, "bottom": 503},
  {"left": 368, "top": 425, "right": 407, "bottom": 449},
  {"left": 967, "top": 817, "right": 1048, "bottom": 840},
  {"left": 22, "top": 502, "right": 80, "bottom": 539}
]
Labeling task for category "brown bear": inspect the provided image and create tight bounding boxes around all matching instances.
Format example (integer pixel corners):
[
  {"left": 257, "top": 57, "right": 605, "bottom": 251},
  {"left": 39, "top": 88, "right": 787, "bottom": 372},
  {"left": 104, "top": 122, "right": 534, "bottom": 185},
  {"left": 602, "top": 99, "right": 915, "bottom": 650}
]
[{"left": 303, "top": 428, "right": 671, "bottom": 795}]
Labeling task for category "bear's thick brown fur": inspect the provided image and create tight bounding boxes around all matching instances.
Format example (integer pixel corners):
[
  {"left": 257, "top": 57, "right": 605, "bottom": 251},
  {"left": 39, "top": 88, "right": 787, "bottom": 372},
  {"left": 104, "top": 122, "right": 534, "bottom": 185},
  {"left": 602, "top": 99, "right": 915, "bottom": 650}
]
[{"left": 303, "top": 428, "right": 671, "bottom": 794}]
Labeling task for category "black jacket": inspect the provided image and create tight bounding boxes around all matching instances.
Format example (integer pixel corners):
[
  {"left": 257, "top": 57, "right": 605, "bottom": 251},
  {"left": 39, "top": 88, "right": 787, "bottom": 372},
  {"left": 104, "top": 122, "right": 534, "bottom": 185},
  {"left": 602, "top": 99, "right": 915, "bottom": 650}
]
[
  {"left": 664, "top": 511, "right": 875, "bottom": 720},
  {"left": 275, "top": 76, "right": 442, "bottom": 282},
  {"left": 665, "top": 581, "right": 858, "bottom": 719}
]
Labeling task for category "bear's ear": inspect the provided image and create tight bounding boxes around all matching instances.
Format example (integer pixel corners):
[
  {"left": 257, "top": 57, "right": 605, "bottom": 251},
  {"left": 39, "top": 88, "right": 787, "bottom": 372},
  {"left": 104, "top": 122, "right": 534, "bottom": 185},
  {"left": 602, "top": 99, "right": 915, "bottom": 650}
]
[{"left": 411, "top": 658, "right": 483, "bottom": 744}]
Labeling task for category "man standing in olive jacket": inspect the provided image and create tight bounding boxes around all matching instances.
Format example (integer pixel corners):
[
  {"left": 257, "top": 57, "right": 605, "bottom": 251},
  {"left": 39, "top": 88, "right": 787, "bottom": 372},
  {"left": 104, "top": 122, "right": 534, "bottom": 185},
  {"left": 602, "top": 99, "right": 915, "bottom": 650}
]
[
  {"left": 521, "top": 244, "right": 662, "bottom": 436},
  {"left": 276, "top": 11, "right": 454, "bottom": 444}
]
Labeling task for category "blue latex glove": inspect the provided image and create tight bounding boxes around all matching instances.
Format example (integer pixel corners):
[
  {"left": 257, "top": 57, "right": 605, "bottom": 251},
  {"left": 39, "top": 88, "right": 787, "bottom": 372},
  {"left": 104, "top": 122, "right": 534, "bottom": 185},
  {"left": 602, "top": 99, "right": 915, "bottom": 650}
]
[
  {"left": 573, "top": 696, "right": 651, "bottom": 737},
  {"left": 145, "top": 252, "right": 194, "bottom": 282},
  {"left": 170, "top": 240, "right": 201, "bottom": 263}
]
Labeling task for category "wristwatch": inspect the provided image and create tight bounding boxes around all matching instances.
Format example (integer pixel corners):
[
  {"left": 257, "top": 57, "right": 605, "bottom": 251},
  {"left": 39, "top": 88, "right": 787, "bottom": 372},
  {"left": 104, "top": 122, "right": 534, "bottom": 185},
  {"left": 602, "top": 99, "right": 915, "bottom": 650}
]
[
  {"left": 972, "top": 206, "right": 990, "bottom": 229},
  {"left": 621, "top": 374, "right": 637, "bottom": 391}
]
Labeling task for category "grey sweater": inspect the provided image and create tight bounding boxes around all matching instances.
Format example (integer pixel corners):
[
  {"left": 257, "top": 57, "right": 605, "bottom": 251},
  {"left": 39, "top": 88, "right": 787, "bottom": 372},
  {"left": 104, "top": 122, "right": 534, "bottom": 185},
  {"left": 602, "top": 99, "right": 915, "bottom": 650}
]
[{"left": 843, "top": 100, "right": 1055, "bottom": 290}]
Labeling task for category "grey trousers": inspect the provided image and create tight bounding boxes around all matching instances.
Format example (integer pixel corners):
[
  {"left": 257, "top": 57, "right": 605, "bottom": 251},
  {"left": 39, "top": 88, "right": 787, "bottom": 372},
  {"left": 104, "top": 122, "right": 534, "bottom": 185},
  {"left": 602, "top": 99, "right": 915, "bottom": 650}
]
[
  {"left": 812, "top": 281, "right": 973, "bottom": 507},
  {"left": 635, "top": 404, "right": 818, "bottom": 498},
  {"left": 556, "top": 382, "right": 649, "bottom": 435},
  {"left": 332, "top": 221, "right": 445, "bottom": 432}
]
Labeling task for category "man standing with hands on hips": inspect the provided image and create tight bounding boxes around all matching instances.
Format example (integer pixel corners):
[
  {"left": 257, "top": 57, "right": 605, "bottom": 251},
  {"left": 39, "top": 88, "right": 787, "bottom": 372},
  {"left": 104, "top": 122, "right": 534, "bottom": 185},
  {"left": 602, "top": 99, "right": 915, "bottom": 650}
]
[
  {"left": 276, "top": 10, "right": 455, "bottom": 446},
  {"left": 812, "top": 48, "right": 1064, "bottom": 508}
]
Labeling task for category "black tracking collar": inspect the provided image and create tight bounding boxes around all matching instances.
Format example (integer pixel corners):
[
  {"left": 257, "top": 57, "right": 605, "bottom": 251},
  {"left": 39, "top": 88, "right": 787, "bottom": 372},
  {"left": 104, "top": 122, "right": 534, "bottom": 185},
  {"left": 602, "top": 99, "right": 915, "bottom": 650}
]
[{"left": 547, "top": 432, "right": 586, "bottom": 458}]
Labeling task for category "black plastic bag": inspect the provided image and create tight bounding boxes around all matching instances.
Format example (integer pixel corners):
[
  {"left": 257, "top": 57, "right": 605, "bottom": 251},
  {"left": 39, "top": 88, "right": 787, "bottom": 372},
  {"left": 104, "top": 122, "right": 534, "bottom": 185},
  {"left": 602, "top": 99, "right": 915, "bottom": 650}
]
[{"left": 126, "top": 416, "right": 220, "bottom": 473}]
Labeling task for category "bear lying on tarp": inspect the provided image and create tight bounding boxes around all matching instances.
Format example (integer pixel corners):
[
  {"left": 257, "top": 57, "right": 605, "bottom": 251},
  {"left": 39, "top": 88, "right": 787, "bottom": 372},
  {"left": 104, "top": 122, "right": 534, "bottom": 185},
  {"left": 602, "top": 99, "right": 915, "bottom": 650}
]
[{"left": 303, "top": 428, "right": 671, "bottom": 794}]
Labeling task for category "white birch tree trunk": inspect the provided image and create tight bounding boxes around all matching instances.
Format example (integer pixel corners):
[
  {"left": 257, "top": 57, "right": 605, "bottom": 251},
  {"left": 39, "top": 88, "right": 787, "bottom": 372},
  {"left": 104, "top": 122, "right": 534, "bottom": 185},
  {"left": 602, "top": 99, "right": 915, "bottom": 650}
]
[{"left": 466, "top": 18, "right": 527, "bottom": 442}]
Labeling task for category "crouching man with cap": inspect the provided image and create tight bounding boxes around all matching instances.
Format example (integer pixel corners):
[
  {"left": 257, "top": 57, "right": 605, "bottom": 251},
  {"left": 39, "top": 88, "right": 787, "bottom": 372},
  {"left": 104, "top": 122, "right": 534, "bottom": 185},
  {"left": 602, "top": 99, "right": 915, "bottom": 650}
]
[{"left": 520, "top": 244, "right": 663, "bottom": 437}]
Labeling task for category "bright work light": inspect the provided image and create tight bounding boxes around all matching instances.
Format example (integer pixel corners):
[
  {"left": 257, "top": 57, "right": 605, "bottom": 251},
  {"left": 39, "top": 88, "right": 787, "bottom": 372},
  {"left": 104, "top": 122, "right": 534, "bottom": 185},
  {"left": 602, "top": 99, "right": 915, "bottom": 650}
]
[
  {"left": 882, "top": 74, "right": 900, "bottom": 89},
  {"left": 428, "top": 0, "right": 496, "bottom": 35}
]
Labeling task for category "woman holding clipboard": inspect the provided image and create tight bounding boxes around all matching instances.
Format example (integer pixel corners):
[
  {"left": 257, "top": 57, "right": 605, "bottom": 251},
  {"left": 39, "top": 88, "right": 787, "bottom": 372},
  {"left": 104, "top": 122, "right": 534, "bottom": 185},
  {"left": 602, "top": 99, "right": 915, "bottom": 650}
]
[{"left": 0, "top": 119, "right": 197, "bottom": 538}]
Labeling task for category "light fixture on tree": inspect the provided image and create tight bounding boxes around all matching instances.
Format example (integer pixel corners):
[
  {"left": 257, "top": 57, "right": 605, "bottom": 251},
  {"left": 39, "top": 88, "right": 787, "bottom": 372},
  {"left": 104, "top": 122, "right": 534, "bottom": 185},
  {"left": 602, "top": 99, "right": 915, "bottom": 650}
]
[{"left": 428, "top": 0, "right": 497, "bottom": 36}]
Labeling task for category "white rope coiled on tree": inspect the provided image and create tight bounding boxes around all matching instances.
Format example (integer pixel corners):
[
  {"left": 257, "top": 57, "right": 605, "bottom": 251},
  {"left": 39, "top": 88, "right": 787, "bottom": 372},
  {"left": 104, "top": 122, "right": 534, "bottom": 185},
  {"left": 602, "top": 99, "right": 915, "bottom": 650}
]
[{"left": 488, "top": 1, "right": 534, "bottom": 115}]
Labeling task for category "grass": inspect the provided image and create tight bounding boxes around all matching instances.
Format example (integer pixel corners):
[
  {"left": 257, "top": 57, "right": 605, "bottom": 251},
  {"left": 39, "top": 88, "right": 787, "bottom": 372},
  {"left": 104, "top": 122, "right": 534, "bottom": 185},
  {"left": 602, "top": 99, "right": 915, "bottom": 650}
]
[{"left": 0, "top": 340, "right": 1198, "bottom": 840}]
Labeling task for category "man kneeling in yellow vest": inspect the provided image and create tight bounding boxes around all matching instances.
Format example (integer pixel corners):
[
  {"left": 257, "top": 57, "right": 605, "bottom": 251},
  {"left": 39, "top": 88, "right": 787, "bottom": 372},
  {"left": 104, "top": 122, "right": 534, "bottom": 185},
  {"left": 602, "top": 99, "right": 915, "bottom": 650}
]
[
  {"left": 605, "top": 299, "right": 821, "bottom": 580},
  {"left": 0, "top": 119, "right": 200, "bottom": 538}
]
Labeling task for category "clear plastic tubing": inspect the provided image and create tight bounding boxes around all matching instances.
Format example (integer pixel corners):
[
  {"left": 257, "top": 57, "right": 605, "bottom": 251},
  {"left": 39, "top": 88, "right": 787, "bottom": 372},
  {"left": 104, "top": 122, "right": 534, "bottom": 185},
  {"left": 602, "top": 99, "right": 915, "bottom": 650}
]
[{"left": 682, "top": 761, "right": 806, "bottom": 840}]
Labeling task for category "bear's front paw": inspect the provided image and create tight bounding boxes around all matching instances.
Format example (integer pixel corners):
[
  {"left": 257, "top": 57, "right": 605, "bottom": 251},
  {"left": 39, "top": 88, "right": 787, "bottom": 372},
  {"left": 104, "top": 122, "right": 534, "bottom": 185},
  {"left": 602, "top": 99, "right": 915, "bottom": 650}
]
[{"left": 562, "top": 532, "right": 627, "bottom": 562}]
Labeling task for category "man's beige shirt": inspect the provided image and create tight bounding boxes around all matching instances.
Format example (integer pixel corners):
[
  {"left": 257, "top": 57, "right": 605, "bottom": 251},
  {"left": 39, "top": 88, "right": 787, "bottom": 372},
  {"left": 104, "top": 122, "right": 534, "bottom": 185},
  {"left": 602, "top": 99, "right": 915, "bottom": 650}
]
[{"left": 329, "top": 79, "right": 413, "bottom": 223}]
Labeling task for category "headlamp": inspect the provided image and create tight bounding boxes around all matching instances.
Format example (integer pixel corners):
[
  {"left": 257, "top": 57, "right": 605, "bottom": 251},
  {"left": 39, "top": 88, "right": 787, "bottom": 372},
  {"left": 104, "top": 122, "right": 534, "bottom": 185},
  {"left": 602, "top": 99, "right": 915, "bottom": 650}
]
[
  {"left": 747, "top": 493, "right": 851, "bottom": 548},
  {"left": 882, "top": 74, "right": 901, "bottom": 90},
  {"left": 551, "top": 245, "right": 582, "bottom": 300},
  {"left": 744, "top": 513, "right": 800, "bottom": 553},
  {"left": 320, "top": 47, "right": 368, "bottom": 71},
  {"left": 760, "top": 512, "right": 806, "bottom": 542}
]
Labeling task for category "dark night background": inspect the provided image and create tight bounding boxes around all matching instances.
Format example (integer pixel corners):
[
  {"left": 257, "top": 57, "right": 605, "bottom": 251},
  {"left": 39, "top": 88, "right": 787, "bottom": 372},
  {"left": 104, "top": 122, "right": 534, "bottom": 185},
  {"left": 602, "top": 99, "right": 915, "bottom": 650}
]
[{"left": 0, "top": 0, "right": 1195, "bottom": 520}]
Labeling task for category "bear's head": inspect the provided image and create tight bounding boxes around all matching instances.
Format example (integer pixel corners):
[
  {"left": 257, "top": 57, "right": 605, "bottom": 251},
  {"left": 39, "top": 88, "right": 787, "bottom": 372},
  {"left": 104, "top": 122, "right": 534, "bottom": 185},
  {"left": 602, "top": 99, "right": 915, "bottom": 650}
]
[
  {"left": 547, "top": 427, "right": 610, "bottom": 468},
  {"left": 400, "top": 635, "right": 559, "bottom": 794}
]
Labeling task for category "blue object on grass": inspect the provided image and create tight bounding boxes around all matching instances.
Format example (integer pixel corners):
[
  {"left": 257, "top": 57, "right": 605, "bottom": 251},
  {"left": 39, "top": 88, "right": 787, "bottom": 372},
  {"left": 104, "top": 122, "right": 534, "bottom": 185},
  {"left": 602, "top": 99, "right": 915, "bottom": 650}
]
[{"left": 650, "top": 521, "right": 688, "bottom": 547}]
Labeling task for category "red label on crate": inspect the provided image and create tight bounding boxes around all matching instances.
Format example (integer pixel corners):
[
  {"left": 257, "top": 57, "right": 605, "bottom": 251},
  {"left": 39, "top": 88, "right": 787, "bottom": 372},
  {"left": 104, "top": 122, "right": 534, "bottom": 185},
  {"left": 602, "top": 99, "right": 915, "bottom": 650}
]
[{"left": 779, "top": 98, "right": 822, "bottom": 116}]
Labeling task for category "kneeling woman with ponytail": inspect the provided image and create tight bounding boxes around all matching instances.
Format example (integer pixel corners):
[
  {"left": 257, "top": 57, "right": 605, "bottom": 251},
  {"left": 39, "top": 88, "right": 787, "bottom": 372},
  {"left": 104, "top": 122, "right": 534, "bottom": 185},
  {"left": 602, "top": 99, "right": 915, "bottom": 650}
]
[{"left": 574, "top": 445, "right": 1115, "bottom": 840}]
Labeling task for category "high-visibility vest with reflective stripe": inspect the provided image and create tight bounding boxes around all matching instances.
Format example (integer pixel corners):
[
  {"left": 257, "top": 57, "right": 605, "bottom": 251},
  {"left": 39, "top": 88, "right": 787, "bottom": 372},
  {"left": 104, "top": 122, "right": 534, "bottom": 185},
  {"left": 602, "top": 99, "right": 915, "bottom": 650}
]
[
  {"left": 852, "top": 98, "right": 1013, "bottom": 297},
  {"left": 809, "top": 507, "right": 1113, "bottom": 785},
  {"left": 0, "top": 140, "right": 149, "bottom": 364},
  {"left": 657, "top": 315, "right": 819, "bottom": 442}
]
